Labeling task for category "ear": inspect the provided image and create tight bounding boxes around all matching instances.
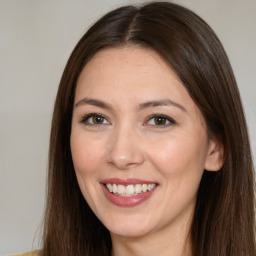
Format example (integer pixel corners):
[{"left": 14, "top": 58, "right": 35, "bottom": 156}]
[{"left": 204, "top": 137, "right": 224, "bottom": 172}]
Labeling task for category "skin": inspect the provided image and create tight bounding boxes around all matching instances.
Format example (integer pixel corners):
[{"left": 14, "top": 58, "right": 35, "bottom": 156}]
[{"left": 70, "top": 46, "right": 223, "bottom": 256}]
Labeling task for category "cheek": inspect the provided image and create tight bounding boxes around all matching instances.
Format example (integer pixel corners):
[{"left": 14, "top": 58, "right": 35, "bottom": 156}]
[
  {"left": 148, "top": 135, "right": 207, "bottom": 177},
  {"left": 70, "top": 132, "right": 106, "bottom": 210},
  {"left": 70, "top": 132, "right": 104, "bottom": 176}
]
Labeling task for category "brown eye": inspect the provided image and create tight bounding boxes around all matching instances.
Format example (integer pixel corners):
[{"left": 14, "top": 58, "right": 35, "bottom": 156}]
[
  {"left": 81, "top": 114, "right": 110, "bottom": 125},
  {"left": 92, "top": 115, "right": 104, "bottom": 124},
  {"left": 154, "top": 117, "right": 167, "bottom": 125},
  {"left": 146, "top": 114, "right": 175, "bottom": 127}
]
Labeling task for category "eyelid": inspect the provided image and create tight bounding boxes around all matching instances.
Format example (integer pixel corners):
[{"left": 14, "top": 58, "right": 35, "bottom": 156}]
[
  {"left": 80, "top": 113, "right": 110, "bottom": 125},
  {"left": 145, "top": 114, "right": 176, "bottom": 126},
  {"left": 79, "top": 113, "right": 175, "bottom": 127}
]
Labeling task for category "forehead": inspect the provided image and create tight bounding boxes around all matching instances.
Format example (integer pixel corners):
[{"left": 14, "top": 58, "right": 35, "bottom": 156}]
[
  {"left": 75, "top": 46, "right": 189, "bottom": 101},
  {"left": 74, "top": 46, "right": 206, "bottom": 128}
]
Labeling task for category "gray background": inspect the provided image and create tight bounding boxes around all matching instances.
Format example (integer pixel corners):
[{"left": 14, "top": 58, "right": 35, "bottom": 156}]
[{"left": 1, "top": 0, "right": 255, "bottom": 255}]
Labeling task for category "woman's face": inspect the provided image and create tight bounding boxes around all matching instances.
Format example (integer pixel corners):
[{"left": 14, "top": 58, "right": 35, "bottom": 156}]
[{"left": 71, "top": 46, "right": 219, "bottom": 238}]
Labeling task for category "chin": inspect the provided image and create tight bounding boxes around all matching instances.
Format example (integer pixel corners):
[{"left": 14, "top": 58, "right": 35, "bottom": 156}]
[
  {"left": 102, "top": 215, "right": 154, "bottom": 238},
  {"left": 109, "top": 226, "right": 151, "bottom": 238}
]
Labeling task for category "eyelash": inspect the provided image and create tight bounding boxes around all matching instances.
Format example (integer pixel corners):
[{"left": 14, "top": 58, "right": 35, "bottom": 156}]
[
  {"left": 145, "top": 114, "right": 176, "bottom": 127},
  {"left": 80, "top": 113, "right": 110, "bottom": 125},
  {"left": 80, "top": 113, "right": 176, "bottom": 127}
]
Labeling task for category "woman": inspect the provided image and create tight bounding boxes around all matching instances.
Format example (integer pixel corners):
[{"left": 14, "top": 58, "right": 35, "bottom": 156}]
[{"left": 14, "top": 1, "right": 255, "bottom": 256}]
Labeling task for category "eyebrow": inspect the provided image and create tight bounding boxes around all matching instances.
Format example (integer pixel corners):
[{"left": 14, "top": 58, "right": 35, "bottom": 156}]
[
  {"left": 137, "top": 99, "right": 187, "bottom": 112},
  {"left": 74, "top": 97, "right": 187, "bottom": 112},
  {"left": 74, "top": 97, "right": 113, "bottom": 110}
]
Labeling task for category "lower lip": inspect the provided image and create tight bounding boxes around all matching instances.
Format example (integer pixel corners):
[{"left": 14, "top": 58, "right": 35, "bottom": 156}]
[{"left": 101, "top": 184, "right": 157, "bottom": 207}]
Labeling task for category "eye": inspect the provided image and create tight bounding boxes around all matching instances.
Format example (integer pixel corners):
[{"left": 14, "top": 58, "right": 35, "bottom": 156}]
[
  {"left": 146, "top": 114, "right": 175, "bottom": 127},
  {"left": 81, "top": 113, "right": 110, "bottom": 125}
]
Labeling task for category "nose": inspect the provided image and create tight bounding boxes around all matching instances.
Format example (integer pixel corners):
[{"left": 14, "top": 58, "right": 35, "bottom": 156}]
[{"left": 106, "top": 125, "right": 145, "bottom": 170}]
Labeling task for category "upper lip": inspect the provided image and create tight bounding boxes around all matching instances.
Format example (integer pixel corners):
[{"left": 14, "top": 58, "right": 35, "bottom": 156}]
[{"left": 100, "top": 178, "right": 158, "bottom": 185}]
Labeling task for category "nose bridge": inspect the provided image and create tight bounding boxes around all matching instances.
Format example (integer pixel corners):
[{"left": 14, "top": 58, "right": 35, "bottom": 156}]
[{"left": 107, "top": 121, "right": 144, "bottom": 169}]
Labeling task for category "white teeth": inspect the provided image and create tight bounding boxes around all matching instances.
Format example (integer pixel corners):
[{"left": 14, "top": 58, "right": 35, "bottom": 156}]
[
  {"left": 117, "top": 184, "right": 126, "bottom": 194},
  {"left": 148, "top": 184, "right": 156, "bottom": 191},
  {"left": 105, "top": 183, "right": 157, "bottom": 196},
  {"left": 106, "top": 183, "right": 113, "bottom": 192},
  {"left": 142, "top": 184, "right": 147, "bottom": 192},
  {"left": 126, "top": 185, "right": 135, "bottom": 195},
  {"left": 135, "top": 184, "right": 142, "bottom": 194},
  {"left": 112, "top": 184, "right": 117, "bottom": 193}
]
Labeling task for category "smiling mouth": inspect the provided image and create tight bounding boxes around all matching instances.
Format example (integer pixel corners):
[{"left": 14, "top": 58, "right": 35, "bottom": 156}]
[{"left": 104, "top": 183, "right": 157, "bottom": 197}]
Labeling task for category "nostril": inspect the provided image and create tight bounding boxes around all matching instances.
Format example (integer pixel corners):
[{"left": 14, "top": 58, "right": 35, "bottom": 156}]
[
  {"left": 106, "top": 129, "right": 145, "bottom": 169},
  {"left": 107, "top": 150, "right": 145, "bottom": 170},
  {"left": 107, "top": 159, "right": 135, "bottom": 170}
]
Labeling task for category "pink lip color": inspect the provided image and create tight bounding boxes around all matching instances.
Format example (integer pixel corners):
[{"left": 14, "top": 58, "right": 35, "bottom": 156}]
[{"left": 100, "top": 178, "right": 158, "bottom": 207}]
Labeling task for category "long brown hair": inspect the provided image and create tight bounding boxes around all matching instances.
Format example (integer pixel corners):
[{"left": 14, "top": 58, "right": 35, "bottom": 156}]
[{"left": 41, "top": 2, "right": 255, "bottom": 255}]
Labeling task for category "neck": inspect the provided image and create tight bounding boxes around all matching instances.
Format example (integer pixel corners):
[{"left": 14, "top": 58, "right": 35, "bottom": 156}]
[{"left": 111, "top": 216, "right": 192, "bottom": 256}]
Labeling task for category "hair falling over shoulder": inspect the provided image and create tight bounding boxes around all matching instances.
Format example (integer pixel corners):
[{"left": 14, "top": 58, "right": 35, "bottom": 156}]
[{"left": 39, "top": 2, "right": 255, "bottom": 256}]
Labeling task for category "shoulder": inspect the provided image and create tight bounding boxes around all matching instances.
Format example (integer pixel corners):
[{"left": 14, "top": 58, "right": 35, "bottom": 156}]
[{"left": 10, "top": 250, "right": 40, "bottom": 256}]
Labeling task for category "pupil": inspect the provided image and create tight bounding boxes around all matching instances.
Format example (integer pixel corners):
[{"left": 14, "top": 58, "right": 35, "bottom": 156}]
[
  {"left": 93, "top": 116, "right": 103, "bottom": 124},
  {"left": 155, "top": 117, "right": 166, "bottom": 125}
]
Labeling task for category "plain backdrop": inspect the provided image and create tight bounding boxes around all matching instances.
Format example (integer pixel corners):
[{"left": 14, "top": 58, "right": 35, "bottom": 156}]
[{"left": 0, "top": 0, "right": 255, "bottom": 255}]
